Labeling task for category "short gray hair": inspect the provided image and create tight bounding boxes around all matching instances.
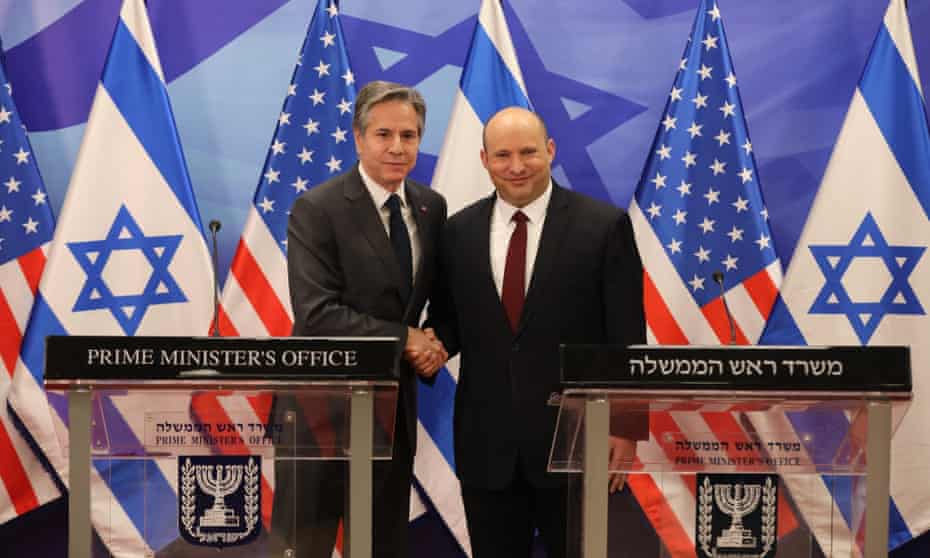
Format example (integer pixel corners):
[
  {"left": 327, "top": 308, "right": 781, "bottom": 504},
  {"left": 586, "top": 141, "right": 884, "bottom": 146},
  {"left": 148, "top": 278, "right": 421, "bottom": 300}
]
[{"left": 353, "top": 80, "right": 426, "bottom": 136}]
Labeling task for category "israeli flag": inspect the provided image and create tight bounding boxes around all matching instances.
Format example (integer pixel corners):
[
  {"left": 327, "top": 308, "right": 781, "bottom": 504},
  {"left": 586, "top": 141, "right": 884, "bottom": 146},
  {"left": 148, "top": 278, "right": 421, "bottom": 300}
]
[
  {"left": 10, "top": 0, "right": 213, "bottom": 554},
  {"left": 415, "top": 0, "right": 529, "bottom": 554},
  {"left": 761, "top": 0, "right": 930, "bottom": 550}
]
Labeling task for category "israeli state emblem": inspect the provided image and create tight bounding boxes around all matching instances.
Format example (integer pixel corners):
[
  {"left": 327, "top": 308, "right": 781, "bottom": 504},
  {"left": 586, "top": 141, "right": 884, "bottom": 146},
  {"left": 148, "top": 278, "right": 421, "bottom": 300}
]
[
  {"left": 696, "top": 473, "right": 778, "bottom": 558},
  {"left": 178, "top": 455, "right": 261, "bottom": 548}
]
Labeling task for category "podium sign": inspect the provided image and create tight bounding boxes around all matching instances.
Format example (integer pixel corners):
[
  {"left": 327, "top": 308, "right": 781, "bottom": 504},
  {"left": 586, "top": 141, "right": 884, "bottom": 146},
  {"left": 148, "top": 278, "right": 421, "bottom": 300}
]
[
  {"left": 45, "top": 336, "right": 400, "bottom": 558},
  {"left": 550, "top": 345, "right": 912, "bottom": 558}
]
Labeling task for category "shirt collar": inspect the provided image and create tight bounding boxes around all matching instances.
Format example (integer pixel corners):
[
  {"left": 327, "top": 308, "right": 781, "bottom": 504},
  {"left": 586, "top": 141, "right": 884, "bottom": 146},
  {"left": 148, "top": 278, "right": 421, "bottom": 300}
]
[
  {"left": 493, "top": 180, "right": 553, "bottom": 225},
  {"left": 359, "top": 163, "right": 407, "bottom": 209}
]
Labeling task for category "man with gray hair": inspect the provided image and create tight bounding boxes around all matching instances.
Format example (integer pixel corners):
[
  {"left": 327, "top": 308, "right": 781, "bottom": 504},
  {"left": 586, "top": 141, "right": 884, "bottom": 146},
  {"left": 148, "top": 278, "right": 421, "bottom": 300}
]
[{"left": 277, "top": 80, "right": 447, "bottom": 556}]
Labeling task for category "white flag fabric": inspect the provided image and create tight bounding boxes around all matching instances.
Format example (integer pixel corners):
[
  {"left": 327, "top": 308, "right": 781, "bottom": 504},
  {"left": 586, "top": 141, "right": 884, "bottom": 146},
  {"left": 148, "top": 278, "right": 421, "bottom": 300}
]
[
  {"left": 9, "top": 0, "right": 213, "bottom": 554},
  {"left": 417, "top": 0, "right": 530, "bottom": 554},
  {"left": 761, "top": 0, "right": 930, "bottom": 550}
]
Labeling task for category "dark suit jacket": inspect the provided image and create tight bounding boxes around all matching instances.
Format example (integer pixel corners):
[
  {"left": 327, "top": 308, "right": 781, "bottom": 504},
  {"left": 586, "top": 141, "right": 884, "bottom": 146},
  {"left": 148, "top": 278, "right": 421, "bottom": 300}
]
[
  {"left": 286, "top": 164, "right": 446, "bottom": 450},
  {"left": 427, "top": 183, "right": 646, "bottom": 490}
]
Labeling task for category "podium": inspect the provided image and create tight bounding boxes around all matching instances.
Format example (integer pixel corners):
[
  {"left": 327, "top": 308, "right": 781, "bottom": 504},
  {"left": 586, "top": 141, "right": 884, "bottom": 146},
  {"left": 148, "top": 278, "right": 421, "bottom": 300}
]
[
  {"left": 549, "top": 345, "right": 912, "bottom": 558},
  {"left": 44, "top": 335, "right": 400, "bottom": 558}
]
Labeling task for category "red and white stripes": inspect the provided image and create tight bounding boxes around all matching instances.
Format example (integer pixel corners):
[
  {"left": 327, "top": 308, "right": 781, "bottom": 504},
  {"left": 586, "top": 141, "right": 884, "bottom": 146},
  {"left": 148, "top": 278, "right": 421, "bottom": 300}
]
[
  {"left": 0, "top": 245, "right": 60, "bottom": 522},
  {"left": 220, "top": 208, "right": 293, "bottom": 337}
]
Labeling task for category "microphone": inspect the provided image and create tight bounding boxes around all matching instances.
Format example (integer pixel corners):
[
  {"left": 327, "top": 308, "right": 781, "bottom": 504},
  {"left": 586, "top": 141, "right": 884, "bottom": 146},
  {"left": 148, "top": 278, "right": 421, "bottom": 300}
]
[
  {"left": 208, "top": 220, "right": 222, "bottom": 337},
  {"left": 712, "top": 271, "right": 737, "bottom": 346}
]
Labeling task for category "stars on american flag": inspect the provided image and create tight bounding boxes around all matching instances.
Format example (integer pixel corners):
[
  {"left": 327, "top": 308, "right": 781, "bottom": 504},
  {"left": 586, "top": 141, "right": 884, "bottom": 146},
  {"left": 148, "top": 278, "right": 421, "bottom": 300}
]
[
  {"left": 342, "top": 69, "right": 355, "bottom": 86},
  {"left": 313, "top": 60, "right": 331, "bottom": 78},
  {"left": 297, "top": 146, "right": 314, "bottom": 164},
  {"left": 309, "top": 88, "right": 326, "bottom": 106},
  {"left": 0, "top": 74, "right": 54, "bottom": 261},
  {"left": 633, "top": 1, "right": 778, "bottom": 302},
  {"left": 320, "top": 31, "right": 336, "bottom": 48},
  {"left": 303, "top": 117, "right": 321, "bottom": 134},
  {"left": 5, "top": 176, "right": 20, "bottom": 193},
  {"left": 248, "top": 0, "right": 356, "bottom": 241},
  {"left": 325, "top": 155, "right": 343, "bottom": 173}
]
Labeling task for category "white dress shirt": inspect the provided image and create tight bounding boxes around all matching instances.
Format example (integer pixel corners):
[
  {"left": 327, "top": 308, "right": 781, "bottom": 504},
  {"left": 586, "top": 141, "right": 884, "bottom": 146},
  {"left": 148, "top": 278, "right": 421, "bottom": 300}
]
[
  {"left": 359, "top": 165, "right": 421, "bottom": 279},
  {"left": 490, "top": 181, "right": 553, "bottom": 297}
]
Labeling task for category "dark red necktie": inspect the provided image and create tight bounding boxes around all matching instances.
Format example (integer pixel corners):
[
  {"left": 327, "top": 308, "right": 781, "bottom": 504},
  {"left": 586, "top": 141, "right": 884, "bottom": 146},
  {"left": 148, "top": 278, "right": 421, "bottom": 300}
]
[{"left": 502, "top": 210, "right": 528, "bottom": 332}]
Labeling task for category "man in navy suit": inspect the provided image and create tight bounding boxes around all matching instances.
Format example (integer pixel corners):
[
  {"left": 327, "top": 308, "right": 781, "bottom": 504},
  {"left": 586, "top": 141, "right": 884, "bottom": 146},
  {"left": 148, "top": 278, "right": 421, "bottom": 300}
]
[{"left": 427, "top": 107, "right": 647, "bottom": 558}]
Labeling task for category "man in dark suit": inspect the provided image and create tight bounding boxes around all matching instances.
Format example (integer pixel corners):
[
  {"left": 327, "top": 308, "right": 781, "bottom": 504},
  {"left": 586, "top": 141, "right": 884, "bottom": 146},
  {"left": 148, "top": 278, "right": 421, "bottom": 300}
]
[
  {"left": 277, "top": 80, "right": 447, "bottom": 557},
  {"left": 427, "top": 107, "right": 647, "bottom": 558}
]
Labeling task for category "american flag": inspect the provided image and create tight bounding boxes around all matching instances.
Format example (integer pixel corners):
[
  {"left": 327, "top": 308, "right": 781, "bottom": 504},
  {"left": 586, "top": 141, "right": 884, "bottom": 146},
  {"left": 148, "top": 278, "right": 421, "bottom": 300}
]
[
  {"left": 219, "top": 0, "right": 357, "bottom": 338},
  {"left": 630, "top": 0, "right": 781, "bottom": 348},
  {"left": 627, "top": 1, "right": 787, "bottom": 554},
  {"left": 0, "top": 45, "right": 60, "bottom": 524}
]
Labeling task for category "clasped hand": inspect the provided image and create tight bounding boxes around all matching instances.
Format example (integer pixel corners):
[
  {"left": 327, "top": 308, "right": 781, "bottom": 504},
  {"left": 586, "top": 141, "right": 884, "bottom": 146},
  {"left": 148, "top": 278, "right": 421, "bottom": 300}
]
[{"left": 404, "top": 327, "right": 448, "bottom": 378}]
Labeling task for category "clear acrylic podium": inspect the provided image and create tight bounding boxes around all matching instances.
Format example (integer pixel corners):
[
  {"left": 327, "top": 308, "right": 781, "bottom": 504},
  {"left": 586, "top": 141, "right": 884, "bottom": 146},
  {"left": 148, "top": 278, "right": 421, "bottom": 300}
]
[
  {"left": 550, "top": 345, "right": 912, "bottom": 558},
  {"left": 44, "top": 335, "right": 400, "bottom": 558}
]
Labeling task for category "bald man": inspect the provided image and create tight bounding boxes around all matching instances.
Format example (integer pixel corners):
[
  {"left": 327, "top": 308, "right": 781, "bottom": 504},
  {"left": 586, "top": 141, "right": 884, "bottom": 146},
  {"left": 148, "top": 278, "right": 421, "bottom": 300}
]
[{"left": 426, "top": 107, "right": 647, "bottom": 557}]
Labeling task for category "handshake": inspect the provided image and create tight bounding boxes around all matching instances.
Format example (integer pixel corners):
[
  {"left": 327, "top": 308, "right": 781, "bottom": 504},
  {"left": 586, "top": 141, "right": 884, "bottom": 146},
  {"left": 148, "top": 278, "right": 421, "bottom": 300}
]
[{"left": 404, "top": 326, "right": 449, "bottom": 378}]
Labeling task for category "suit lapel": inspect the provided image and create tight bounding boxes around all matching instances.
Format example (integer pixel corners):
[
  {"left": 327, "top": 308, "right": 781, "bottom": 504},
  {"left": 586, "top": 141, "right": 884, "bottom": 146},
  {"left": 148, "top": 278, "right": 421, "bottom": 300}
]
[
  {"left": 343, "top": 167, "right": 407, "bottom": 297},
  {"left": 404, "top": 183, "right": 433, "bottom": 318},
  {"left": 407, "top": 184, "right": 431, "bottom": 285},
  {"left": 517, "top": 184, "right": 571, "bottom": 334},
  {"left": 471, "top": 195, "right": 514, "bottom": 333}
]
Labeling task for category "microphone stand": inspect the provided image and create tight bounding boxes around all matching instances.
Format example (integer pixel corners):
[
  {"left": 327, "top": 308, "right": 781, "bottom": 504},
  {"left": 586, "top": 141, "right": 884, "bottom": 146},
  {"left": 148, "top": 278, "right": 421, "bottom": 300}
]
[
  {"left": 209, "top": 220, "right": 222, "bottom": 337},
  {"left": 712, "top": 271, "right": 737, "bottom": 346}
]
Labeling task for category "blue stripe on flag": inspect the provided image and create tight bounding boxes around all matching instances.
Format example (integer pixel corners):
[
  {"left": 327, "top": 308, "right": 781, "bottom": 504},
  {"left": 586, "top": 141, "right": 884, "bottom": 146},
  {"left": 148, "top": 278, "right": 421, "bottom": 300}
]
[
  {"left": 20, "top": 293, "right": 67, "bottom": 386},
  {"left": 758, "top": 295, "right": 805, "bottom": 346},
  {"left": 101, "top": 20, "right": 207, "bottom": 233},
  {"left": 94, "top": 458, "right": 176, "bottom": 551},
  {"left": 859, "top": 24, "right": 930, "bottom": 219},
  {"left": 460, "top": 24, "right": 529, "bottom": 124},
  {"left": 417, "top": 367, "right": 458, "bottom": 468},
  {"left": 95, "top": 395, "right": 177, "bottom": 551},
  {"left": 889, "top": 497, "right": 912, "bottom": 548}
]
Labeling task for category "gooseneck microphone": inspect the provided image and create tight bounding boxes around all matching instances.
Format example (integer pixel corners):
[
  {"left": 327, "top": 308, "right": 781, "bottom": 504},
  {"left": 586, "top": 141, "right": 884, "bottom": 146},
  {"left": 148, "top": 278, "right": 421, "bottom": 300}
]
[
  {"left": 208, "top": 220, "right": 222, "bottom": 337},
  {"left": 712, "top": 271, "right": 737, "bottom": 346}
]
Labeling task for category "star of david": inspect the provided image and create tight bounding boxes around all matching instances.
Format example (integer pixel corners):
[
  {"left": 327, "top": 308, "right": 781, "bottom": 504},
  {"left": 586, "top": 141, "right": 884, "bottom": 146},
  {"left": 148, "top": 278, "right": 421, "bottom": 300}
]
[
  {"left": 808, "top": 212, "right": 925, "bottom": 344},
  {"left": 67, "top": 205, "right": 187, "bottom": 335},
  {"left": 340, "top": 6, "right": 646, "bottom": 200}
]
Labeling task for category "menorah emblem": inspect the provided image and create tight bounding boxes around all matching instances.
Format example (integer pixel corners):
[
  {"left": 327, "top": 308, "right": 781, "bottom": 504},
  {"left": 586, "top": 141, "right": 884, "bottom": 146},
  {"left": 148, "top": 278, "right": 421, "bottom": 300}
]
[
  {"left": 196, "top": 463, "right": 244, "bottom": 528},
  {"left": 713, "top": 482, "right": 762, "bottom": 549},
  {"left": 179, "top": 456, "right": 261, "bottom": 548}
]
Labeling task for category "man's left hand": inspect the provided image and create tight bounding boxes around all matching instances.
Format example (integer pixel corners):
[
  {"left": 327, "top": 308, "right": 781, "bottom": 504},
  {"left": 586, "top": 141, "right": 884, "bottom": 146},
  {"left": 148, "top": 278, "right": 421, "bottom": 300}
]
[{"left": 608, "top": 435, "right": 636, "bottom": 493}]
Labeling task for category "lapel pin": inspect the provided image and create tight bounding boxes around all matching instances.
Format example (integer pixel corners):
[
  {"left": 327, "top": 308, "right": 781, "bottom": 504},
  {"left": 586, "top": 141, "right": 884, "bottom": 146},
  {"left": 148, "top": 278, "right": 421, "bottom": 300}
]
[{"left": 419, "top": 205, "right": 428, "bottom": 214}]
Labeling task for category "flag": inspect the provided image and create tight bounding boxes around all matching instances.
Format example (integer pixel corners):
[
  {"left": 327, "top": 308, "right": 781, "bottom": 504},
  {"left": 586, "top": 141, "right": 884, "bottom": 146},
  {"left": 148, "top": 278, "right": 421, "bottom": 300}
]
[
  {"left": 219, "top": 0, "right": 357, "bottom": 339},
  {"left": 761, "top": 0, "right": 930, "bottom": 550},
  {"left": 418, "top": 0, "right": 530, "bottom": 554},
  {"left": 627, "top": 1, "right": 785, "bottom": 553},
  {"left": 8, "top": 0, "right": 213, "bottom": 554},
  {"left": 0, "top": 40, "right": 60, "bottom": 524}
]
